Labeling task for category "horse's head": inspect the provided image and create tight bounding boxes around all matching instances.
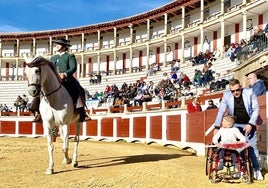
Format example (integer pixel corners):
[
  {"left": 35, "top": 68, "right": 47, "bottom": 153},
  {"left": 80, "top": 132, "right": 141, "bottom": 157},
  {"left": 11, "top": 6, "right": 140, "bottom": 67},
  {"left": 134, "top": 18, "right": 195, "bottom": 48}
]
[{"left": 24, "top": 54, "right": 44, "bottom": 97}]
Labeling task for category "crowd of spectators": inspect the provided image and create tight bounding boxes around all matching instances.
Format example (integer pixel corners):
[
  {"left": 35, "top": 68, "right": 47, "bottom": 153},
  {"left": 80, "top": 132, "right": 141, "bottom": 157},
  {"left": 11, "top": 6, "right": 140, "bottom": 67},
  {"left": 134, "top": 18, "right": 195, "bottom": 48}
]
[
  {"left": 14, "top": 94, "right": 29, "bottom": 112},
  {"left": 227, "top": 25, "right": 268, "bottom": 64},
  {"left": 85, "top": 24, "right": 267, "bottom": 110}
]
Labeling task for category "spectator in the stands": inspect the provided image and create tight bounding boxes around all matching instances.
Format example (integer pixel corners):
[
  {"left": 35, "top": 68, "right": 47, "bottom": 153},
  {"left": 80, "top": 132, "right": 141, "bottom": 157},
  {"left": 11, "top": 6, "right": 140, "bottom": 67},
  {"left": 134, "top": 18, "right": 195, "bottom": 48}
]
[
  {"left": 206, "top": 99, "right": 218, "bottom": 110},
  {"left": 247, "top": 73, "right": 266, "bottom": 96},
  {"left": 133, "top": 90, "right": 144, "bottom": 106},
  {"left": 192, "top": 52, "right": 205, "bottom": 66},
  {"left": 226, "top": 43, "right": 235, "bottom": 58},
  {"left": 202, "top": 64, "right": 213, "bottom": 87},
  {"left": 96, "top": 72, "right": 102, "bottom": 84},
  {"left": 181, "top": 73, "right": 191, "bottom": 88},
  {"left": 184, "top": 86, "right": 194, "bottom": 98},
  {"left": 240, "top": 39, "right": 250, "bottom": 62},
  {"left": 203, "top": 49, "right": 211, "bottom": 63},
  {"left": 148, "top": 81, "right": 156, "bottom": 97},
  {"left": 161, "top": 72, "right": 169, "bottom": 81},
  {"left": 156, "top": 87, "right": 166, "bottom": 103},
  {"left": 210, "top": 48, "right": 220, "bottom": 62},
  {"left": 193, "top": 69, "right": 203, "bottom": 87},
  {"left": 230, "top": 42, "right": 242, "bottom": 62},
  {"left": 187, "top": 97, "right": 202, "bottom": 113},
  {"left": 250, "top": 25, "right": 268, "bottom": 55},
  {"left": 142, "top": 89, "right": 152, "bottom": 103},
  {"left": 214, "top": 73, "right": 228, "bottom": 91},
  {"left": 127, "top": 83, "right": 137, "bottom": 99},
  {"left": 170, "top": 71, "right": 178, "bottom": 84},
  {"left": 171, "top": 59, "right": 180, "bottom": 72},
  {"left": 121, "top": 82, "right": 128, "bottom": 92}
]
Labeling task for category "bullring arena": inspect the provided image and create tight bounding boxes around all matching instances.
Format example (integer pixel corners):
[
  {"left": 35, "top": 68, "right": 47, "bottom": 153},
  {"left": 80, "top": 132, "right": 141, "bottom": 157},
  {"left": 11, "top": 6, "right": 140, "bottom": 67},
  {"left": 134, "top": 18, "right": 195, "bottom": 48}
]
[{"left": 1, "top": 0, "right": 268, "bottom": 187}]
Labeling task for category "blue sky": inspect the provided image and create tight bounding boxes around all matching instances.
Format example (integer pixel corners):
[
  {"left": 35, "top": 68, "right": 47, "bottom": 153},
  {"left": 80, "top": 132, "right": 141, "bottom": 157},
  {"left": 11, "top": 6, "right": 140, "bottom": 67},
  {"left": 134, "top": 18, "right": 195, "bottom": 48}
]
[{"left": 0, "top": 0, "right": 172, "bottom": 32}]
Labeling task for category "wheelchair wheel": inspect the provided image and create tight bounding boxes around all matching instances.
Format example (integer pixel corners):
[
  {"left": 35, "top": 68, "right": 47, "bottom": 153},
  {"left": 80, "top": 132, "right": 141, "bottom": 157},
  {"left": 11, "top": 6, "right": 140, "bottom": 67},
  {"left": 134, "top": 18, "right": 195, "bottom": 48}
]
[
  {"left": 243, "top": 147, "right": 253, "bottom": 183},
  {"left": 242, "top": 174, "right": 251, "bottom": 184},
  {"left": 209, "top": 171, "right": 217, "bottom": 183},
  {"left": 206, "top": 146, "right": 213, "bottom": 176}
]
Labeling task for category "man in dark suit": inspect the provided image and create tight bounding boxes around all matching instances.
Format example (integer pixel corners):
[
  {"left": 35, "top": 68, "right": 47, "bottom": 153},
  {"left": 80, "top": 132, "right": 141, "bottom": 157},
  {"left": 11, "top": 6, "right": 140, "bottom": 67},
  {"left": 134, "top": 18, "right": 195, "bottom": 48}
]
[
  {"left": 50, "top": 38, "right": 90, "bottom": 122},
  {"left": 31, "top": 38, "right": 90, "bottom": 122}
]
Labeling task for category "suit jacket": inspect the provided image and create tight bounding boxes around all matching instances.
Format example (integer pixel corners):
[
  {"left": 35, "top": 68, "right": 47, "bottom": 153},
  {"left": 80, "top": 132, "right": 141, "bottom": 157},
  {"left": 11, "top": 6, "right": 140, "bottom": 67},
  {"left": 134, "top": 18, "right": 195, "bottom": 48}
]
[
  {"left": 214, "top": 88, "right": 259, "bottom": 127},
  {"left": 50, "top": 52, "right": 77, "bottom": 78}
]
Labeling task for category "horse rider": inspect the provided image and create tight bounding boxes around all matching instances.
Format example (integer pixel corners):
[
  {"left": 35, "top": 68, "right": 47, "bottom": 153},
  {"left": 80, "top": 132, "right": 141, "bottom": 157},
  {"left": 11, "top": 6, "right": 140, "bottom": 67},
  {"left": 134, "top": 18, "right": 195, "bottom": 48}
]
[{"left": 30, "top": 38, "right": 91, "bottom": 122}]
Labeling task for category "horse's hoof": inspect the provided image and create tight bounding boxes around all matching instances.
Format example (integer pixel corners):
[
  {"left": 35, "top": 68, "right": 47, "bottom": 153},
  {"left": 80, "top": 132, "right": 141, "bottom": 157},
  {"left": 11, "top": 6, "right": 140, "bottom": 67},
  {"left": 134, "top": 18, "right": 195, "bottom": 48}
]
[
  {"left": 63, "top": 158, "right": 72, "bottom": 164},
  {"left": 45, "top": 168, "right": 54, "bottom": 175},
  {"left": 72, "top": 162, "right": 78, "bottom": 168}
]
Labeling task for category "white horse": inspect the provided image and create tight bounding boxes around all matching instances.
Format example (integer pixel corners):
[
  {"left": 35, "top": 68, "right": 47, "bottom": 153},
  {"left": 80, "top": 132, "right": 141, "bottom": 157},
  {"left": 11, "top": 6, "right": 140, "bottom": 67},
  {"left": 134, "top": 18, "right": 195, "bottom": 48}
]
[{"left": 24, "top": 55, "right": 80, "bottom": 175}]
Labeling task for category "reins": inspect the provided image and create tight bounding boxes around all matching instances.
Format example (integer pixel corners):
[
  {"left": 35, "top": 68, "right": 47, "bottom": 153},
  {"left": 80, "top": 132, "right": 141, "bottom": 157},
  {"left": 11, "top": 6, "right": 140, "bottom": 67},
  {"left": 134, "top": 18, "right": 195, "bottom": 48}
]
[
  {"left": 27, "top": 56, "right": 63, "bottom": 98},
  {"left": 42, "top": 84, "right": 62, "bottom": 97}
]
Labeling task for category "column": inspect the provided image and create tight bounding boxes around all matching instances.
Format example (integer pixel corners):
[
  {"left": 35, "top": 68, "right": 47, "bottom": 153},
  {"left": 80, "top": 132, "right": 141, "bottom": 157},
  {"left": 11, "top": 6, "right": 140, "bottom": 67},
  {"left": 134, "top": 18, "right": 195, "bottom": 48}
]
[
  {"left": 16, "top": 39, "right": 19, "bottom": 57},
  {"left": 146, "top": 19, "right": 150, "bottom": 69},
  {"left": 220, "top": 19, "right": 225, "bottom": 59},
  {"left": 80, "top": 33, "right": 85, "bottom": 78},
  {"left": 221, "top": 0, "right": 224, "bottom": 15},
  {"left": 129, "top": 24, "right": 133, "bottom": 73},
  {"left": 129, "top": 46, "right": 133, "bottom": 73},
  {"left": 181, "top": 34, "right": 185, "bottom": 63},
  {"left": 113, "top": 28, "right": 117, "bottom": 75},
  {"left": 80, "top": 54, "right": 84, "bottom": 78},
  {"left": 200, "top": 26, "right": 204, "bottom": 52},
  {"left": 49, "top": 36, "right": 53, "bottom": 55},
  {"left": 200, "top": 0, "right": 204, "bottom": 23},
  {"left": 97, "top": 52, "right": 101, "bottom": 73},
  {"left": 147, "top": 19, "right": 150, "bottom": 41},
  {"left": 163, "top": 13, "right": 168, "bottom": 67},
  {"left": 181, "top": 6, "right": 185, "bottom": 30},
  {"left": 32, "top": 38, "right": 36, "bottom": 55},
  {"left": 97, "top": 30, "right": 101, "bottom": 71},
  {"left": 15, "top": 59, "right": 19, "bottom": 81},
  {"left": 242, "top": 11, "right": 247, "bottom": 40},
  {"left": 113, "top": 49, "right": 116, "bottom": 75}
]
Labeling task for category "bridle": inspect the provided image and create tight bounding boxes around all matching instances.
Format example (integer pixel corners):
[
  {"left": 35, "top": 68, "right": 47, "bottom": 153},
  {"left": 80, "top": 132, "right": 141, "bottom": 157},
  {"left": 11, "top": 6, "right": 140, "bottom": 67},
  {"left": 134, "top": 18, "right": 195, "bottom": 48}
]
[{"left": 27, "top": 63, "right": 62, "bottom": 98}]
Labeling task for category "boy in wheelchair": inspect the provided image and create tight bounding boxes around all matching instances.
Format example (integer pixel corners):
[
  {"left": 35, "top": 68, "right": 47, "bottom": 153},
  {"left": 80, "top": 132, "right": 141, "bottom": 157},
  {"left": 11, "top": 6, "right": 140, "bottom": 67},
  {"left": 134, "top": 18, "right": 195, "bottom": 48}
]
[{"left": 212, "top": 115, "right": 246, "bottom": 176}]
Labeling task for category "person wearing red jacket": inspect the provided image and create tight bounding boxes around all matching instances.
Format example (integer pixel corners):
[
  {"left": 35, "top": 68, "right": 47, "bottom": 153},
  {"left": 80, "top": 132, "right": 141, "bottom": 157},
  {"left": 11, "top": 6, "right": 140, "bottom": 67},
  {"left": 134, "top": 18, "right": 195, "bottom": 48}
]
[{"left": 187, "top": 97, "right": 202, "bottom": 113}]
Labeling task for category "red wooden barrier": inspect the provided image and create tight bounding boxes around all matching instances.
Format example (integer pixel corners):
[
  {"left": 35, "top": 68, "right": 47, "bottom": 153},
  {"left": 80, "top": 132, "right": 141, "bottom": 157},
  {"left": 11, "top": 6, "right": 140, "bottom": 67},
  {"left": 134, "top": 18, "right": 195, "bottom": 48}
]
[
  {"left": 0, "top": 121, "right": 16, "bottom": 134},
  {"left": 186, "top": 111, "right": 205, "bottom": 143},
  {"left": 166, "top": 114, "right": 181, "bottom": 141},
  {"left": 117, "top": 118, "right": 130, "bottom": 137},
  {"left": 150, "top": 115, "right": 162, "bottom": 139},
  {"left": 133, "top": 117, "right": 146, "bottom": 138}
]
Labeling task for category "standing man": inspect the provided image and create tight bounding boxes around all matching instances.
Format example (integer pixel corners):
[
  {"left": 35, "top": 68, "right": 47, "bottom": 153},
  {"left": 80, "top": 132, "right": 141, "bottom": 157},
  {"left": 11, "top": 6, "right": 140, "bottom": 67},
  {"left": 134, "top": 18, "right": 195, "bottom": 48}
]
[
  {"left": 213, "top": 78, "right": 263, "bottom": 180},
  {"left": 247, "top": 73, "right": 266, "bottom": 96},
  {"left": 50, "top": 38, "right": 90, "bottom": 122}
]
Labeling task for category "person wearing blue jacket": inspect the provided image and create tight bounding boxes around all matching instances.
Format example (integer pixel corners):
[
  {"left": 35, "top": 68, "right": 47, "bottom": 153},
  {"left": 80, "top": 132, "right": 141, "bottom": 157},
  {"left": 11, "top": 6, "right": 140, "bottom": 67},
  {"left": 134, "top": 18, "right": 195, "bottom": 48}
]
[{"left": 213, "top": 78, "right": 263, "bottom": 180}]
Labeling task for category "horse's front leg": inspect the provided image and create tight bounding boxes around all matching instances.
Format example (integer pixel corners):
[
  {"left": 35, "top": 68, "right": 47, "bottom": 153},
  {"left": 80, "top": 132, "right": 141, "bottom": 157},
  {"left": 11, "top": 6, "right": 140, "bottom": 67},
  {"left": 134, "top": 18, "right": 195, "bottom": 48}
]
[
  {"left": 72, "top": 122, "right": 80, "bottom": 168},
  {"left": 45, "top": 134, "right": 54, "bottom": 175},
  {"left": 61, "top": 124, "right": 72, "bottom": 164}
]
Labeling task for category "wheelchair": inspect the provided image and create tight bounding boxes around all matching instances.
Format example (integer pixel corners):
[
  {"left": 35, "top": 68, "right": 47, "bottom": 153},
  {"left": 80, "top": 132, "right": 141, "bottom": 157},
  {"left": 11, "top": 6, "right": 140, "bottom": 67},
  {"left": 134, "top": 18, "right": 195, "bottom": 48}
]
[{"left": 205, "top": 142, "right": 253, "bottom": 184}]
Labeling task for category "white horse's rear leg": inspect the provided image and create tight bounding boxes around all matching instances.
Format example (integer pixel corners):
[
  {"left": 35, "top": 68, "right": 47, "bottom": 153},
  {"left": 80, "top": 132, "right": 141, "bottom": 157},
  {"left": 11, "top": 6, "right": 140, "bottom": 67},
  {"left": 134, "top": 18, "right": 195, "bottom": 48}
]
[
  {"left": 72, "top": 122, "right": 80, "bottom": 167},
  {"left": 61, "top": 125, "right": 72, "bottom": 164}
]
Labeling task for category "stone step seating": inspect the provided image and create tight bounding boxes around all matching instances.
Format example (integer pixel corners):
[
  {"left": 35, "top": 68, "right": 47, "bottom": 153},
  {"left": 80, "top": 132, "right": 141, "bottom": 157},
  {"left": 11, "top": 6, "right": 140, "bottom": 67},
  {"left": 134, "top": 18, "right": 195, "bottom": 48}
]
[{"left": 0, "top": 57, "right": 236, "bottom": 111}]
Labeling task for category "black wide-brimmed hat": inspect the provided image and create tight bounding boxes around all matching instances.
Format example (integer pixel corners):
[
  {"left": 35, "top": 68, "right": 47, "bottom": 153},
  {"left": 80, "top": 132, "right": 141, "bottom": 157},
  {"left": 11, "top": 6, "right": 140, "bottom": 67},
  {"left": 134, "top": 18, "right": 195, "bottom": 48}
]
[{"left": 52, "top": 38, "right": 72, "bottom": 46}]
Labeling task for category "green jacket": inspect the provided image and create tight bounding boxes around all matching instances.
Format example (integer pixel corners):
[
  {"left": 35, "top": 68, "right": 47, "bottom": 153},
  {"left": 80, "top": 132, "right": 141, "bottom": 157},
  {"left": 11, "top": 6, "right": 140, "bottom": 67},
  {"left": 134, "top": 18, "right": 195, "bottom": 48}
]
[{"left": 50, "top": 52, "right": 77, "bottom": 79}]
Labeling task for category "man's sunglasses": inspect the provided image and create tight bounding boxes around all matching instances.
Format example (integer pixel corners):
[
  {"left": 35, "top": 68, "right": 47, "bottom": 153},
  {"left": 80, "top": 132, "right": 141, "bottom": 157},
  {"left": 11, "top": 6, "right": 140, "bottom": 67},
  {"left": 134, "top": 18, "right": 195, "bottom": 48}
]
[{"left": 230, "top": 88, "right": 240, "bottom": 93}]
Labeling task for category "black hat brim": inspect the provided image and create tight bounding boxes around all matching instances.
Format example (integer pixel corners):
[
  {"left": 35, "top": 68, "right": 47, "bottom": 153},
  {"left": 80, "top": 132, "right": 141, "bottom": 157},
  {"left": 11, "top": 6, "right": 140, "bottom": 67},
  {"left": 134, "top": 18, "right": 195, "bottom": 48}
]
[{"left": 52, "top": 40, "right": 72, "bottom": 46}]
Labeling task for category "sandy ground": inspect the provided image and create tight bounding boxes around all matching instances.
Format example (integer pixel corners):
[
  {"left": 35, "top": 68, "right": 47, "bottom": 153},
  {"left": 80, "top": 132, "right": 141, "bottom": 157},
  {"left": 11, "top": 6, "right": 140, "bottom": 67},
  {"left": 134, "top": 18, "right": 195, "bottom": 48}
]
[{"left": 0, "top": 137, "right": 267, "bottom": 188}]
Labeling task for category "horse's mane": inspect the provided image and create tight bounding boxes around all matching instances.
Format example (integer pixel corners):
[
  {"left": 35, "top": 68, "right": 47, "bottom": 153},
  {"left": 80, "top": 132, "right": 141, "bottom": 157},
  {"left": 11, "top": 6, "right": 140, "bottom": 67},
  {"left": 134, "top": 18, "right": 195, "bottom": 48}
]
[{"left": 27, "top": 56, "right": 62, "bottom": 83}]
